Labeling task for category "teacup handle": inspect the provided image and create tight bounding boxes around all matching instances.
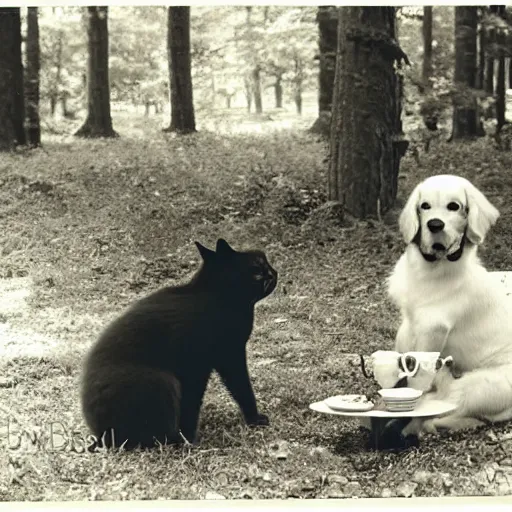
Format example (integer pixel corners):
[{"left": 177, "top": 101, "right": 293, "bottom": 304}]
[
  {"left": 359, "top": 355, "right": 373, "bottom": 379},
  {"left": 398, "top": 353, "right": 419, "bottom": 379}
]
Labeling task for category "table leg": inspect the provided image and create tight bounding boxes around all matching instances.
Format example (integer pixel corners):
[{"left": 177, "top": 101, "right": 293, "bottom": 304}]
[
  {"left": 369, "top": 417, "right": 419, "bottom": 452},
  {"left": 370, "top": 417, "right": 388, "bottom": 451}
]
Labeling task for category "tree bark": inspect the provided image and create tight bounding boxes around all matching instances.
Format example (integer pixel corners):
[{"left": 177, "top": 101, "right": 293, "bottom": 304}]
[
  {"left": 50, "top": 29, "right": 64, "bottom": 117},
  {"left": 496, "top": 6, "right": 506, "bottom": 133},
  {"left": 497, "top": 52, "right": 506, "bottom": 131},
  {"left": 75, "top": 6, "right": 117, "bottom": 138},
  {"left": 252, "top": 66, "right": 263, "bottom": 114},
  {"left": 477, "top": 16, "right": 486, "bottom": 89},
  {"left": 164, "top": 6, "right": 196, "bottom": 134},
  {"left": 0, "top": 7, "right": 25, "bottom": 150},
  {"left": 244, "top": 77, "right": 252, "bottom": 113},
  {"left": 484, "top": 6, "right": 498, "bottom": 95},
  {"left": 451, "top": 7, "right": 478, "bottom": 139},
  {"left": 485, "top": 55, "right": 494, "bottom": 94},
  {"left": 293, "top": 56, "right": 303, "bottom": 115},
  {"left": 317, "top": 6, "right": 338, "bottom": 113},
  {"left": 328, "top": 7, "right": 405, "bottom": 219},
  {"left": 274, "top": 76, "right": 283, "bottom": 109},
  {"left": 422, "top": 6, "right": 433, "bottom": 87},
  {"left": 294, "top": 87, "right": 302, "bottom": 115},
  {"left": 25, "top": 7, "right": 41, "bottom": 147}
]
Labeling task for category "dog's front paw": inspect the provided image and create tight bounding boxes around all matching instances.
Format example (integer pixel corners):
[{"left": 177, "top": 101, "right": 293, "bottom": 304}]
[
  {"left": 247, "top": 413, "right": 270, "bottom": 427},
  {"left": 422, "top": 419, "right": 438, "bottom": 435}
]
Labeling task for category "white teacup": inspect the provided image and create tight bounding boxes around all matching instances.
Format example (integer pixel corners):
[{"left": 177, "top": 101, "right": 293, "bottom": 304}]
[
  {"left": 369, "top": 350, "right": 403, "bottom": 389},
  {"left": 364, "top": 350, "right": 448, "bottom": 390},
  {"left": 400, "top": 351, "right": 441, "bottom": 391}
]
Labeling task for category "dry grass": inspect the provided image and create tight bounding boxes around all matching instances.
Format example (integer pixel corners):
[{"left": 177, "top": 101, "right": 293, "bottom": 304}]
[{"left": 1, "top": 110, "right": 512, "bottom": 500}]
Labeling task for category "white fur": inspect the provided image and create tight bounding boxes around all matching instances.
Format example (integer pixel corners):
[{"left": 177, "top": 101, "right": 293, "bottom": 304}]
[{"left": 389, "top": 174, "right": 512, "bottom": 436}]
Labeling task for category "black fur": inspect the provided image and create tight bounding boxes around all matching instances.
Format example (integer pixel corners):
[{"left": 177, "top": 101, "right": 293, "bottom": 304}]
[{"left": 80, "top": 238, "right": 277, "bottom": 450}]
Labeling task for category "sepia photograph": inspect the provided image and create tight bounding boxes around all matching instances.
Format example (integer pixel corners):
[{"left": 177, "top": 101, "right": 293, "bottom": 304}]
[{"left": 1, "top": 1, "right": 512, "bottom": 506}]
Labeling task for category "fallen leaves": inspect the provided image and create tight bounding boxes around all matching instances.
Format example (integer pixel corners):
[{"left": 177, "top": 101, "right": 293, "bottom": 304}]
[
  {"left": 269, "top": 440, "right": 290, "bottom": 460},
  {"left": 396, "top": 481, "right": 418, "bottom": 498}
]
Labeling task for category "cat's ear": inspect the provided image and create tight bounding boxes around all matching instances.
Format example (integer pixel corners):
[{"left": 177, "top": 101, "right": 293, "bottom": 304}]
[
  {"left": 216, "top": 238, "right": 235, "bottom": 257},
  {"left": 195, "top": 241, "right": 216, "bottom": 262}
]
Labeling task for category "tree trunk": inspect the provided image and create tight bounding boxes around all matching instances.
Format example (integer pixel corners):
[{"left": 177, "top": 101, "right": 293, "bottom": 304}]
[
  {"left": 496, "top": 6, "right": 506, "bottom": 133},
  {"left": 485, "top": 7, "right": 496, "bottom": 95},
  {"left": 293, "top": 55, "right": 303, "bottom": 115},
  {"left": 252, "top": 66, "right": 263, "bottom": 114},
  {"left": 61, "top": 93, "right": 72, "bottom": 118},
  {"left": 294, "top": 86, "right": 302, "bottom": 115},
  {"left": 164, "top": 6, "right": 196, "bottom": 134},
  {"left": 25, "top": 7, "right": 41, "bottom": 147},
  {"left": 422, "top": 6, "right": 433, "bottom": 87},
  {"left": 274, "top": 76, "right": 283, "bottom": 109},
  {"left": 328, "top": 7, "right": 405, "bottom": 219},
  {"left": 51, "top": 30, "right": 64, "bottom": 118},
  {"left": 50, "top": 96, "right": 57, "bottom": 116},
  {"left": 75, "top": 6, "right": 117, "bottom": 138},
  {"left": 244, "top": 77, "right": 252, "bottom": 113},
  {"left": 485, "top": 56, "right": 494, "bottom": 94},
  {"left": 497, "top": 54, "right": 506, "bottom": 131},
  {"left": 0, "top": 7, "right": 26, "bottom": 150},
  {"left": 317, "top": 6, "right": 338, "bottom": 113},
  {"left": 478, "top": 18, "right": 486, "bottom": 89},
  {"left": 451, "top": 7, "right": 478, "bottom": 139}
]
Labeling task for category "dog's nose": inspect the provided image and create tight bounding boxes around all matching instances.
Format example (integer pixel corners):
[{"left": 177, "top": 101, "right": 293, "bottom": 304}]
[{"left": 427, "top": 218, "right": 445, "bottom": 233}]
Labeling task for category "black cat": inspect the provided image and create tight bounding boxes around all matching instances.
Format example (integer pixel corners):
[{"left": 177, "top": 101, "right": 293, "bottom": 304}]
[{"left": 80, "top": 238, "right": 278, "bottom": 450}]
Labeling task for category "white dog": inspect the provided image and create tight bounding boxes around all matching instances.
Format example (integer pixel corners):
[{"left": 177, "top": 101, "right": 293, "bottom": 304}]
[{"left": 388, "top": 174, "right": 512, "bottom": 436}]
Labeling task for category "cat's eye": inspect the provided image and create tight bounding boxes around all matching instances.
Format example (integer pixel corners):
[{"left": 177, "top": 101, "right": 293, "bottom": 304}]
[
  {"left": 447, "top": 202, "right": 460, "bottom": 211},
  {"left": 420, "top": 202, "right": 431, "bottom": 210},
  {"left": 250, "top": 267, "right": 265, "bottom": 280}
]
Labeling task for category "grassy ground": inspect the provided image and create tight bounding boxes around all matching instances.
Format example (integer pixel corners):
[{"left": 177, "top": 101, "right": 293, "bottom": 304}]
[{"left": 2, "top": 108, "right": 512, "bottom": 501}]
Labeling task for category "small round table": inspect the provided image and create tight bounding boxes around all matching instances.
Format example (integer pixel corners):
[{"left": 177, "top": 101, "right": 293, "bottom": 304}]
[{"left": 309, "top": 398, "right": 457, "bottom": 450}]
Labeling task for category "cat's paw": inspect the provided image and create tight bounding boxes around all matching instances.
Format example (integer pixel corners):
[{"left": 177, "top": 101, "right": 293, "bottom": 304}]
[{"left": 247, "top": 413, "right": 270, "bottom": 427}]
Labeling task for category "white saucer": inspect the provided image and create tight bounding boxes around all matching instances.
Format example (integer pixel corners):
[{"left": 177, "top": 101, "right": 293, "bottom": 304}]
[
  {"left": 323, "top": 394, "right": 374, "bottom": 412},
  {"left": 310, "top": 398, "right": 457, "bottom": 418}
]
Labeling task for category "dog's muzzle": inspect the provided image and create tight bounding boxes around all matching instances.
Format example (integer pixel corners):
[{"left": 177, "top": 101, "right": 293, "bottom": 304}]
[{"left": 420, "top": 233, "right": 466, "bottom": 263}]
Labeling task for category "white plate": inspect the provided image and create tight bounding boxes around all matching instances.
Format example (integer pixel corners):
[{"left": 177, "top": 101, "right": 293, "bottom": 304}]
[{"left": 324, "top": 395, "right": 374, "bottom": 412}]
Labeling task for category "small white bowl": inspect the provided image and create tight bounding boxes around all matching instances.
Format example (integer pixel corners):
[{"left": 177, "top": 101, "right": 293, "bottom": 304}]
[
  {"left": 378, "top": 388, "right": 423, "bottom": 400},
  {"left": 378, "top": 388, "right": 423, "bottom": 412}
]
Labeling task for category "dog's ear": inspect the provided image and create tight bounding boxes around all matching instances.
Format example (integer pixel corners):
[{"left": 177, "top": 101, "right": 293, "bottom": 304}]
[
  {"left": 399, "top": 183, "right": 422, "bottom": 244},
  {"left": 464, "top": 182, "right": 500, "bottom": 245}
]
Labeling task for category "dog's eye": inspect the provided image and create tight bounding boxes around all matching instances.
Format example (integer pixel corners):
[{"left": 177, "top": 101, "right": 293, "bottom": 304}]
[
  {"left": 420, "top": 202, "right": 431, "bottom": 210},
  {"left": 447, "top": 202, "right": 460, "bottom": 211}
]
